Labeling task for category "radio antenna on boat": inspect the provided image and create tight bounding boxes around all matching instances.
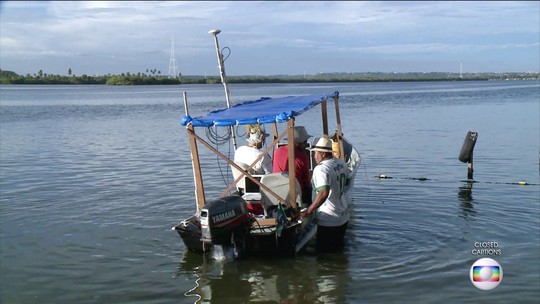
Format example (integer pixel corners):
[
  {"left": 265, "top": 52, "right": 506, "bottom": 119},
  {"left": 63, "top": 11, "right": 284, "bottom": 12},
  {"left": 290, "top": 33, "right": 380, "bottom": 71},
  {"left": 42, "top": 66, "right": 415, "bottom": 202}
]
[{"left": 209, "top": 28, "right": 238, "bottom": 149}]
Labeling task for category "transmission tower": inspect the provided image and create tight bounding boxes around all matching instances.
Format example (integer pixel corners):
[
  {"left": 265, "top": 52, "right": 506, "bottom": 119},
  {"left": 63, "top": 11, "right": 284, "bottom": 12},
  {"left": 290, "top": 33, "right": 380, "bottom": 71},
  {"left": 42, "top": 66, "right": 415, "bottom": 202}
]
[{"left": 168, "top": 35, "right": 179, "bottom": 79}]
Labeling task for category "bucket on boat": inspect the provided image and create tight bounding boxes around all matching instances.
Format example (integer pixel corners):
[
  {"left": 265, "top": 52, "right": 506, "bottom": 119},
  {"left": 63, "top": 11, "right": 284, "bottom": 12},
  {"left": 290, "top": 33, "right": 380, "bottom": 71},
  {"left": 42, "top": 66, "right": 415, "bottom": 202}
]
[
  {"left": 331, "top": 139, "right": 341, "bottom": 159},
  {"left": 246, "top": 201, "right": 265, "bottom": 216}
]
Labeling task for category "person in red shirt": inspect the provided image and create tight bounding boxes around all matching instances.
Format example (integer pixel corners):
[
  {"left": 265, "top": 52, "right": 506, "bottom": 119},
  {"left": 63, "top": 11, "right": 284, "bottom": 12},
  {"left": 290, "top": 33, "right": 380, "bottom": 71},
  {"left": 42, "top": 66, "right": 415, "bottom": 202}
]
[{"left": 272, "top": 126, "right": 313, "bottom": 206}]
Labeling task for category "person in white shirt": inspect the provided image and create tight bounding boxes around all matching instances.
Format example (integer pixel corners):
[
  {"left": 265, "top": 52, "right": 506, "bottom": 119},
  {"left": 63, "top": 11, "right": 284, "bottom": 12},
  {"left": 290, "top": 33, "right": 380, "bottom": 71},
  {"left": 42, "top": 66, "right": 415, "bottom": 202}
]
[
  {"left": 303, "top": 136, "right": 351, "bottom": 253},
  {"left": 234, "top": 125, "right": 272, "bottom": 175}
]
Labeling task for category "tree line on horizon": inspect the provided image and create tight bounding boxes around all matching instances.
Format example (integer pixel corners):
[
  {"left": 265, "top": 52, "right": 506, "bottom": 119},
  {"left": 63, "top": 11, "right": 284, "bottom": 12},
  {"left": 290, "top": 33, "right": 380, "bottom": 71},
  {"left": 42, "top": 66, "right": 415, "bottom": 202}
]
[{"left": 1, "top": 69, "right": 538, "bottom": 85}]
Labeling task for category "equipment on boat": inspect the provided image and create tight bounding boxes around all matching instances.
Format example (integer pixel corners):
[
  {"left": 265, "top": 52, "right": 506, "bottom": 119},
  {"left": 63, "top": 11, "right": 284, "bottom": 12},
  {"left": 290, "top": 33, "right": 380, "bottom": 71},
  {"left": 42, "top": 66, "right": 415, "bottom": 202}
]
[
  {"left": 172, "top": 29, "right": 360, "bottom": 259},
  {"left": 208, "top": 28, "right": 237, "bottom": 150},
  {"left": 200, "top": 196, "right": 253, "bottom": 246}
]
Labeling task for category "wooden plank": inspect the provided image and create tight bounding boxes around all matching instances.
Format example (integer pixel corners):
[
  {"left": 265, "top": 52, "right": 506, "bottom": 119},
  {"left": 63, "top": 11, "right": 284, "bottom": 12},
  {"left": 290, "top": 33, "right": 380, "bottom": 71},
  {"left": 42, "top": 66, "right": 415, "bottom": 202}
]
[
  {"left": 252, "top": 218, "right": 277, "bottom": 227},
  {"left": 252, "top": 217, "right": 293, "bottom": 227},
  {"left": 186, "top": 125, "right": 206, "bottom": 211},
  {"left": 272, "top": 122, "right": 279, "bottom": 158},
  {"left": 333, "top": 95, "right": 346, "bottom": 161},
  {"left": 287, "top": 119, "right": 297, "bottom": 209},
  {"left": 321, "top": 100, "right": 328, "bottom": 135}
]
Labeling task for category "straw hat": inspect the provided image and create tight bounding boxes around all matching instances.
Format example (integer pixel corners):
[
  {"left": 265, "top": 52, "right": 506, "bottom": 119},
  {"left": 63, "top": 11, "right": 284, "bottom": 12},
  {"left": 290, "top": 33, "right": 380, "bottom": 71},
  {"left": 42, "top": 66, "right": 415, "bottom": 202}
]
[
  {"left": 310, "top": 137, "right": 333, "bottom": 153},
  {"left": 292, "top": 126, "right": 312, "bottom": 143},
  {"left": 246, "top": 125, "right": 269, "bottom": 145}
]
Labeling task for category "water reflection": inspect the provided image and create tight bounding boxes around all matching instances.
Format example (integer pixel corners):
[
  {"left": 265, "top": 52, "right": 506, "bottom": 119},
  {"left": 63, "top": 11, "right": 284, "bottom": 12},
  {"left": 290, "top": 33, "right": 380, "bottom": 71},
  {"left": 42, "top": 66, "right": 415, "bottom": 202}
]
[
  {"left": 176, "top": 250, "right": 350, "bottom": 303},
  {"left": 457, "top": 181, "right": 477, "bottom": 220}
]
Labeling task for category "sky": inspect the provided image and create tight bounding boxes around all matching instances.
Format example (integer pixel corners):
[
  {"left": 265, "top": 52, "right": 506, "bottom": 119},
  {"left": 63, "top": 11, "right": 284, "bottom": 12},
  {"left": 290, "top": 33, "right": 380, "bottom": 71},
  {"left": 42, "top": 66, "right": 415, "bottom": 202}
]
[{"left": 1, "top": 1, "right": 539, "bottom": 77}]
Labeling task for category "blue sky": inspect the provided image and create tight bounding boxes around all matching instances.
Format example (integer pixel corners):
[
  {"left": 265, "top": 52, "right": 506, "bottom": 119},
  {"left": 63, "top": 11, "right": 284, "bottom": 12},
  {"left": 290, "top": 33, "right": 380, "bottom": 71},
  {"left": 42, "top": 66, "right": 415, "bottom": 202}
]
[{"left": 1, "top": 1, "right": 539, "bottom": 76}]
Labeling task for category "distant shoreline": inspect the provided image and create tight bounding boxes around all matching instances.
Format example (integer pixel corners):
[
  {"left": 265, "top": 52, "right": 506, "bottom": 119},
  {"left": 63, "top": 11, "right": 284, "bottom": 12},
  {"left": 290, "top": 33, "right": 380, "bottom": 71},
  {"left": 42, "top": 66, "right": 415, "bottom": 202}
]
[{"left": 1, "top": 70, "right": 538, "bottom": 85}]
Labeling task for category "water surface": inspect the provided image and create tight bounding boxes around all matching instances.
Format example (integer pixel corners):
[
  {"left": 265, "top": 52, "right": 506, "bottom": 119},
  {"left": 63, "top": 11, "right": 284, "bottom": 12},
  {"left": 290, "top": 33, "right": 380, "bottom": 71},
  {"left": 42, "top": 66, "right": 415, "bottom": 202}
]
[{"left": 1, "top": 81, "right": 539, "bottom": 303}]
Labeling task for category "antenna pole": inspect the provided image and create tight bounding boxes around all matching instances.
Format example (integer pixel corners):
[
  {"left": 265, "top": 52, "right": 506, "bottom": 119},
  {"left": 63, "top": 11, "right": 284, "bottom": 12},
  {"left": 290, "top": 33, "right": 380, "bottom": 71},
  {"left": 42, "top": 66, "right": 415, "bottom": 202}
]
[
  {"left": 168, "top": 35, "right": 179, "bottom": 79},
  {"left": 208, "top": 29, "right": 237, "bottom": 150}
]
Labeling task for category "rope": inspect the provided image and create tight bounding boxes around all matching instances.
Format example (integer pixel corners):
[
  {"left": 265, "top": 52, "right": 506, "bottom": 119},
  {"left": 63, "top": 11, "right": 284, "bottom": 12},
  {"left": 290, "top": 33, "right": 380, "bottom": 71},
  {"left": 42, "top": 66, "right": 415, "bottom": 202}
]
[
  {"left": 184, "top": 276, "right": 202, "bottom": 302},
  {"left": 375, "top": 174, "right": 538, "bottom": 186}
]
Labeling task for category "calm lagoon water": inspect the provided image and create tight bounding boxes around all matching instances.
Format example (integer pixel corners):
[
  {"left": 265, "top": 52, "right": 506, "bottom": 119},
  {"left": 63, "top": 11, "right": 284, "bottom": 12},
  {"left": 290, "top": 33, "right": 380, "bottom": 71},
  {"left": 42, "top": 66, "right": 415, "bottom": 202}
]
[{"left": 1, "top": 81, "right": 539, "bottom": 303}]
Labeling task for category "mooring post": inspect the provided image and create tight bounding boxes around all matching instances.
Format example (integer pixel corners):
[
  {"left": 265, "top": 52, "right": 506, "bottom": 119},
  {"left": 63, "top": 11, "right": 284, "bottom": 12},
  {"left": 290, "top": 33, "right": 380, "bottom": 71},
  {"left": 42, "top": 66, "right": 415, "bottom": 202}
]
[
  {"left": 467, "top": 152, "right": 474, "bottom": 180},
  {"left": 459, "top": 131, "right": 478, "bottom": 180}
]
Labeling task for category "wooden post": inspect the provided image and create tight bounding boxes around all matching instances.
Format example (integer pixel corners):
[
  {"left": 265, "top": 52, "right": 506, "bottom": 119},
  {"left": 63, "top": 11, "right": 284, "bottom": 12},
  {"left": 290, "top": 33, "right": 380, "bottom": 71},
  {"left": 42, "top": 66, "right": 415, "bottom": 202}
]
[
  {"left": 468, "top": 152, "right": 474, "bottom": 180},
  {"left": 321, "top": 100, "right": 328, "bottom": 136},
  {"left": 186, "top": 124, "right": 206, "bottom": 211},
  {"left": 287, "top": 119, "right": 297, "bottom": 209},
  {"left": 183, "top": 92, "right": 206, "bottom": 211},
  {"left": 333, "top": 95, "right": 345, "bottom": 161},
  {"left": 272, "top": 122, "right": 279, "bottom": 158}
]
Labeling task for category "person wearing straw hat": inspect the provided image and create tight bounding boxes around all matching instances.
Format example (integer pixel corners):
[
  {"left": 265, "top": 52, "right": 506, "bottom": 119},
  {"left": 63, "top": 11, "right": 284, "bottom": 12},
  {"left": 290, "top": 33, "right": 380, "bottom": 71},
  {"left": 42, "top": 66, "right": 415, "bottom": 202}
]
[
  {"left": 234, "top": 124, "right": 272, "bottom": 175},
  {"left": 303, "top": 136, "right": 351, "bottom": 253},
  {"left": 272, "top": 126, "right": 313, "bottom": 205}
]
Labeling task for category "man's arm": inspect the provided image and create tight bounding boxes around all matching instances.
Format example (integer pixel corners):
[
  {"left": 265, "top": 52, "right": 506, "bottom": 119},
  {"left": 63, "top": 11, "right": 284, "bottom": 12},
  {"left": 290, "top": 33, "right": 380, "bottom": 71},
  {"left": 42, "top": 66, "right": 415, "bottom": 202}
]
[{"left": 304, "top": 188, "right": 329, "bottom": 217}]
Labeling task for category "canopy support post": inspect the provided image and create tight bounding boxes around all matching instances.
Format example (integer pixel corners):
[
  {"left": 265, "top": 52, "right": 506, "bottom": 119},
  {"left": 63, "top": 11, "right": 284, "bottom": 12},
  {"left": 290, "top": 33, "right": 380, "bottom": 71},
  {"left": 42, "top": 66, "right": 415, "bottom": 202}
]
[
  {"left": 183, "top": 92, "right": 206, "bottom": 211},
  {"left": 321, "top": 100, "right": 328, "bottom": 136},
  {"left": 186, "top": 124, "right": 206, "bottom": 211},
  {"left": 272, "top": 122, "right": 279, "bottom": 158},
  {"left": 333, "top": 95, "right": 346, "bottom": 161},
  {"left": 287, "top": 119, "right": 297, "bottom": 209}
]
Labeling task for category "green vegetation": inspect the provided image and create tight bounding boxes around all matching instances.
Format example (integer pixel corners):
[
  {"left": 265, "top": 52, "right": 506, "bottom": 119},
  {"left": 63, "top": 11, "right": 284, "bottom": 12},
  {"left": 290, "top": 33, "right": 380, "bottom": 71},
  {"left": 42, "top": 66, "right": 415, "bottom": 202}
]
[
  {"left": 0, "top": 69, "right": 181, "bottom": 85},
  {"left": 1, "top": 69, "right": 538, "bottom": 85}
]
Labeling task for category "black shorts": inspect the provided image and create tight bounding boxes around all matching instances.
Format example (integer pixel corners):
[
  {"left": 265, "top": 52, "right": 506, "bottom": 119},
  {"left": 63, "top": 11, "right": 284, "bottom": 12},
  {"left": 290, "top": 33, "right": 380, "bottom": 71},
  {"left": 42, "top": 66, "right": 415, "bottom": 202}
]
[{"left": 316, "top": 222, "right": 348, "bottom": 253}]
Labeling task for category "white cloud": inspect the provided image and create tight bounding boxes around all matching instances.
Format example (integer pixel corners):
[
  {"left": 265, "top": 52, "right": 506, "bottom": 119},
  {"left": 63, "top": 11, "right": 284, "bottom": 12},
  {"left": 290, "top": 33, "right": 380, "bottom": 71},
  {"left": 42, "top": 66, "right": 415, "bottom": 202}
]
[{"left": 0, "top": 1, "right": 538, "bottom": 75}]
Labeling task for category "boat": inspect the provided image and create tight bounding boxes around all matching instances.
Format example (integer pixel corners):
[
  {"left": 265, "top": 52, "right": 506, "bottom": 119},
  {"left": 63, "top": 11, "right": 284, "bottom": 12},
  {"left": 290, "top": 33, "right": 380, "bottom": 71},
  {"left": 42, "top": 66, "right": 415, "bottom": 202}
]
[{"left": 172, "top": 29, "right": 360, "bottom": 258}]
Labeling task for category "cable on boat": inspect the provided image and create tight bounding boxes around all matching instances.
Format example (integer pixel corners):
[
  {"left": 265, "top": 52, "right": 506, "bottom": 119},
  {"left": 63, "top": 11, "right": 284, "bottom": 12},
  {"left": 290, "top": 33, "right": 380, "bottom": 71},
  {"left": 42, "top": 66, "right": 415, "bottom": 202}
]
[
  {"left": 220, "top": 138, "right": 234, "bottom": 189},
  {"left": 235, "top": 125, "right": 247, "bottom": 139},
  {"left": 203, "top": 126, "right": 235, "bottom": 189},
  {"left": 205, "top": 126, "right": 231, "bottom": 145},
  {"left": 221, "top": 47, "right": 231, "bottom": 63}
]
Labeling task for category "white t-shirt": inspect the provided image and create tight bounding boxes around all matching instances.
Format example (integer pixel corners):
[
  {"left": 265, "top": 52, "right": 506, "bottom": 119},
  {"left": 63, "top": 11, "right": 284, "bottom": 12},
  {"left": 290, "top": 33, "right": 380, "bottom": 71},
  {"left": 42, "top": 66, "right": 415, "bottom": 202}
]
[
  {"left": 312, "top": 157, "right": 351, "bottom": 226},
  {"left": 234, "top": 145, "right": 272, "bottom": 175}
]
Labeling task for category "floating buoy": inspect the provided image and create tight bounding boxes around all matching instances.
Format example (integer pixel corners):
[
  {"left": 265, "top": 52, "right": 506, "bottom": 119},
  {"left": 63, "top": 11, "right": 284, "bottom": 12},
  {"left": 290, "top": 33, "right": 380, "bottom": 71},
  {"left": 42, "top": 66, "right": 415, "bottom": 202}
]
[{"left": 459, "top": 131, "right": 478, "bottom": 163}]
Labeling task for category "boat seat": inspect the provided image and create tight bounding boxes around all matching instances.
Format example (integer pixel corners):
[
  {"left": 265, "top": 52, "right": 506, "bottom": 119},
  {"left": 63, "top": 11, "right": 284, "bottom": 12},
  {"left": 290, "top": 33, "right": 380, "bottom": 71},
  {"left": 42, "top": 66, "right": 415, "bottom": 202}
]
[
  {"left": 231, "top": 162, "right": 253, "bottom": 191},
  {"left": 259, "top": 172, "right": 302, "bottom": 209}
]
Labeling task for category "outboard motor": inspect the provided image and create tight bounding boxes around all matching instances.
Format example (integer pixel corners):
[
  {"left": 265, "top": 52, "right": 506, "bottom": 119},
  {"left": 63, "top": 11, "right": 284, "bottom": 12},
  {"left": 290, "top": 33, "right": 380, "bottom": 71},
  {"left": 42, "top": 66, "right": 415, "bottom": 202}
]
[{"left": 200, "top": 195, "right": 253, "bottom": 246}]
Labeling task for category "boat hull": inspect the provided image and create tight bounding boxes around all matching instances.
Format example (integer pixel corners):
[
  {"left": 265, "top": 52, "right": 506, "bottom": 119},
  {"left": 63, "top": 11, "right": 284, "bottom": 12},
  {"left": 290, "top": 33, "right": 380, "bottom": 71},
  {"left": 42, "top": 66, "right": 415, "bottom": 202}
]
[{"left": 173, "top": 214, "right": 317, "bottom": 257}]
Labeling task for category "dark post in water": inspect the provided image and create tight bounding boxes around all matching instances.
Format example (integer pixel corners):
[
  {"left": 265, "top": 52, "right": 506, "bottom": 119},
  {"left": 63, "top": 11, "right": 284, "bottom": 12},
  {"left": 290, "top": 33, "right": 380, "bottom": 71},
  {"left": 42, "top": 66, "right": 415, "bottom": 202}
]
[{"left": 459, "top": 131, "right": 478, "bottom": 180}]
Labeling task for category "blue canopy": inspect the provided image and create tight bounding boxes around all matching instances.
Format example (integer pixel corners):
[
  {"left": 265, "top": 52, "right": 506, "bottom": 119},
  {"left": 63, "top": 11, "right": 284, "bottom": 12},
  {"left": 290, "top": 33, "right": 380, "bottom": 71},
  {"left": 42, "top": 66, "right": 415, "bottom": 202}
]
[{"left": 181, "top": 91, "right": 339, "bottom": 127}]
